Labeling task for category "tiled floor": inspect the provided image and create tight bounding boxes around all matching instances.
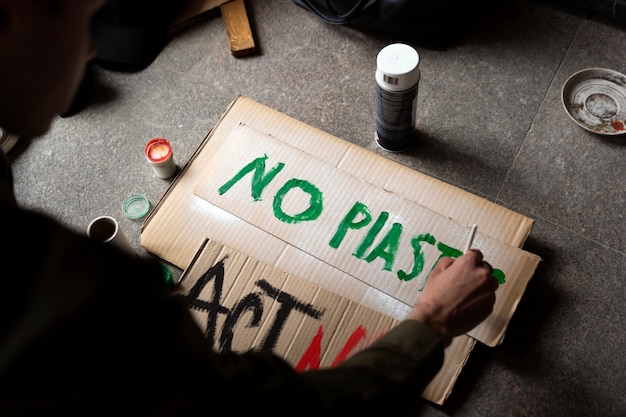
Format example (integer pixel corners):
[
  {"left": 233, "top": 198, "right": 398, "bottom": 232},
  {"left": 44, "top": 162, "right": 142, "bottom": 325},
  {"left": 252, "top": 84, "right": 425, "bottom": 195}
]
[{"left": 9, "top": 1, "right": 624, "bottom": 415}]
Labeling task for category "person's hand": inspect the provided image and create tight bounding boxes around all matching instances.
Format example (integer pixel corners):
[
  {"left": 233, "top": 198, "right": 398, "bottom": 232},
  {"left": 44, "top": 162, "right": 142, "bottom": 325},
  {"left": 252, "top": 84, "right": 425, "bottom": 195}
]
[{"left": 407, "top": 250, "right": 499, "bottom": 347}]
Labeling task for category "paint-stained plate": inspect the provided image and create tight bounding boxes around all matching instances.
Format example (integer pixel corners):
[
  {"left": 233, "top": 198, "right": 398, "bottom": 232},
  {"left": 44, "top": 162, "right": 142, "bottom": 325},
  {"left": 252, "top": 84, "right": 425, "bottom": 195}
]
[{"left": 562, "top": 68, "right": 626, "bottom": 135}]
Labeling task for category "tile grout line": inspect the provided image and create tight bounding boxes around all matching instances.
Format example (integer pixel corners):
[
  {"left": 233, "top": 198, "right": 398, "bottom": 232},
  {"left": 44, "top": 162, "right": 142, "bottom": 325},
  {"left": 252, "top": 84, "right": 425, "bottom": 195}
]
[
  {"left": 495, "top": 19, "right": 582, "bottom": 204},
  {"left": 530, "top": 211, "right": 625, "bottom": 257}
]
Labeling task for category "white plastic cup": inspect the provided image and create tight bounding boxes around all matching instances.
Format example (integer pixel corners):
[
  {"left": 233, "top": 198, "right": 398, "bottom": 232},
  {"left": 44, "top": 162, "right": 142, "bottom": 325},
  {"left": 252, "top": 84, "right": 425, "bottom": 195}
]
[{"left": 87, "top": 215, "right": 135, "bottom": 255}]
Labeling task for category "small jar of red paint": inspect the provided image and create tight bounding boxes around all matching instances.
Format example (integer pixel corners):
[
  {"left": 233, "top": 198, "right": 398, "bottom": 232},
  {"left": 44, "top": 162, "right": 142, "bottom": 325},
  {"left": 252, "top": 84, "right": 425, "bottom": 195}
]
[{"left": 144, "top": 138, "right": 177, "bottom": 179}]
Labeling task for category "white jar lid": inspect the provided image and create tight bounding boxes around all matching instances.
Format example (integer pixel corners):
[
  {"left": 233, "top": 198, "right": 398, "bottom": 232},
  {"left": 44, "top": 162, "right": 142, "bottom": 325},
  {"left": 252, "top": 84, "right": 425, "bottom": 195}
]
[{"left": 375, "top": 43, "right": 420, "bottom": 92}]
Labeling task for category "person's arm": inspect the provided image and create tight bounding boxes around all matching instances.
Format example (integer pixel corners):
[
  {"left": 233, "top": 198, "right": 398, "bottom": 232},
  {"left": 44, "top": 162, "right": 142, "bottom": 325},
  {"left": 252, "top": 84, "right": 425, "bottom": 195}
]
[
  {"left": 0, "top": 206, "right": 497, "bottom": 416},
  {"left": 296, "top": 249, "right": 498, "bottom": 413},
  {"left": 407, "top": 249, "right": 499, "bottom": 347}
]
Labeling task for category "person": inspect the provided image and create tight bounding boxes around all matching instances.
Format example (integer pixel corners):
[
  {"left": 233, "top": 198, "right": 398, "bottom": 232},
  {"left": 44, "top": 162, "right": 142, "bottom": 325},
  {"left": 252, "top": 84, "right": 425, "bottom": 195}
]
[{"left": 0, "top": 1, "right": 499, "bottom": 415}]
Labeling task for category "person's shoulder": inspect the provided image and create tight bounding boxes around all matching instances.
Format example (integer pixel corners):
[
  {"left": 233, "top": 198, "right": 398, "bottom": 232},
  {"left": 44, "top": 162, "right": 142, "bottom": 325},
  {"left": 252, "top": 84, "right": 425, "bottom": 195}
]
[
  {"left": 1, "top": 206, "right": 172, "bottom": 330},
  {"left": 1, "top": 205, "right": 161, "bottom": 286},
  {"left": 1, "top": 204, "right": 80, "bottom": 247}
]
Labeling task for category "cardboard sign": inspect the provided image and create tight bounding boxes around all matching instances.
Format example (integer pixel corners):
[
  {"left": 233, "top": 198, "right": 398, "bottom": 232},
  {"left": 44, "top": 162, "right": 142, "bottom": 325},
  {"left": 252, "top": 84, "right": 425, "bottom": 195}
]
[
  {"left": 175, "top": 239, "right": 399, "bottom": 368},
  {"left": 191, "top": 123, "right": 539, "bottom": 347},
  {"left": 141, "top": 96, "right": 541, "bottom": 404}
]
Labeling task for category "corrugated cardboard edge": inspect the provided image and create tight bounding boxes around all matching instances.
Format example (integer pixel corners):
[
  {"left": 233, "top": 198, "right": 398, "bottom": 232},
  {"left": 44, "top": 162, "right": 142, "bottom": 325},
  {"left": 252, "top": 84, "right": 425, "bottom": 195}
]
[{"left": 423, "top": 335, "right": 476, "bottom": 405}]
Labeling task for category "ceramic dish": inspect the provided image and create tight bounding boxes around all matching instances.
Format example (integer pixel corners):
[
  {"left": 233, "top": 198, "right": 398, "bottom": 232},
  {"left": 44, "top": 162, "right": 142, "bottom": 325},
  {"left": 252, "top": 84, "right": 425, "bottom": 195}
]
[{"left": 561, "top": 67, "right": 626, "bottom": 135}]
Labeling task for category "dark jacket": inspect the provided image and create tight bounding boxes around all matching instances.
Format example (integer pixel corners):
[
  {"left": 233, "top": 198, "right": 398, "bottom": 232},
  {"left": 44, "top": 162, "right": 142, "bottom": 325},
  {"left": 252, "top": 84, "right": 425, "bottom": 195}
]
[{"left": 0, "top": 150, "right": 443, "bottom": 416}]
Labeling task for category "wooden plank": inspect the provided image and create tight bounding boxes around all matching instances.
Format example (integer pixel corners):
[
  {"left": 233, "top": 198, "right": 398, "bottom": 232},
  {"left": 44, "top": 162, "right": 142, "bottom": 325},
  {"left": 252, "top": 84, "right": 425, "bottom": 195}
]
[{"left": 220, "top": 0, "right": 256, "bottom": 57}]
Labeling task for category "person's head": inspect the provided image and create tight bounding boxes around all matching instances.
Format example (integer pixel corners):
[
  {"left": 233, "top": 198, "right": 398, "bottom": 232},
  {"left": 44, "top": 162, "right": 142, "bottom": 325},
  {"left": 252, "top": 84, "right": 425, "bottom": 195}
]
[{"left": 0, "top": 0, "right": 105, "bottom": 138}]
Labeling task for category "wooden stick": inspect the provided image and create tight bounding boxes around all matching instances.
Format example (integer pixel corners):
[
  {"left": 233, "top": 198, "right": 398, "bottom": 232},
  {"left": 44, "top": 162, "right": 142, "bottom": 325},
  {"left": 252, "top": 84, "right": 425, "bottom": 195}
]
[{"left": 221, "top": 0, "right": 256, "bottom": 57}]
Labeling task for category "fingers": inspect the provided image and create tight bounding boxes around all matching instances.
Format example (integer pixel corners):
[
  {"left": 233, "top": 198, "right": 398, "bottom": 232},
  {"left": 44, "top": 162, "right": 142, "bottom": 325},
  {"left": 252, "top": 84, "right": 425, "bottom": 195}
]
[
  {"left": 480, "top": 260, "right": 499, "bottom": 289},
  {"left": 411, "top": 248, "right": 501, "bottom": 344},
  {"left": 480, "top": 260, "right": 499, "bottom": 291},
  {"left": 485, "top": 271, "right": 499, "bottom": 291},
  {"left": 465, "top": 249, "right": 484, "bottom": 264},
  {"left": 431, "top": 250, "right": 499, "bottom": 293},
  {"left": 431, "top": 256, "right": 454, "bottom": 274},
  {"left": 462, "top": 250, "right": 498, "bottom": 289}
]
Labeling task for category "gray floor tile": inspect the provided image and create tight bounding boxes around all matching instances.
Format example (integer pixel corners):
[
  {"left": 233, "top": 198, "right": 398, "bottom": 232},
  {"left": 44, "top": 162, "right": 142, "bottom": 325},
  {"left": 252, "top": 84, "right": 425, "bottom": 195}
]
[
  {"left": 383, "top": 2, "right": 580, "bottom": 199},
  {"left": 499, "top": 18, "right": 626, "bottom": 253}
]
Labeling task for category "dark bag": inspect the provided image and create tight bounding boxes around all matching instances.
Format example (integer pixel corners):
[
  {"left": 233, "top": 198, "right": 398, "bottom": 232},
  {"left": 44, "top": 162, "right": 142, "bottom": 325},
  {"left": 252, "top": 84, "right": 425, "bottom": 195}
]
[{"left": 292, "top": 0, "right": 490, "bottom": 48}]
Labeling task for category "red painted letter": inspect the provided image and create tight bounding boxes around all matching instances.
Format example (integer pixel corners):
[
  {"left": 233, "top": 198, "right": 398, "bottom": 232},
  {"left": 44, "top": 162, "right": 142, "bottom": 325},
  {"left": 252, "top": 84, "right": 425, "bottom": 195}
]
[
  {"left": 331, "top": 325, "right": 367, "bottom": 367},
  {"left": 295, "top": 325, "right": 324, "bottom": 371}
]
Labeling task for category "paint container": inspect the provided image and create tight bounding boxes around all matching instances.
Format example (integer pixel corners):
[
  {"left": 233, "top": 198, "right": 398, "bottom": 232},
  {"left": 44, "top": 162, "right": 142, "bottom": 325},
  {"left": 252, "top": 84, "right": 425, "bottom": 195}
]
[
  {"left": 144, "top": 138, "right": 177, "bottom": 179},
  {"left": 122, "top": 194, "right": 150, "bottom": 220},
  {"left": 375, "top": 43, "right": 420, "bottom": 152},
  {"left": 87, "top": 215, "right": 135, "bottom": 256}
]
